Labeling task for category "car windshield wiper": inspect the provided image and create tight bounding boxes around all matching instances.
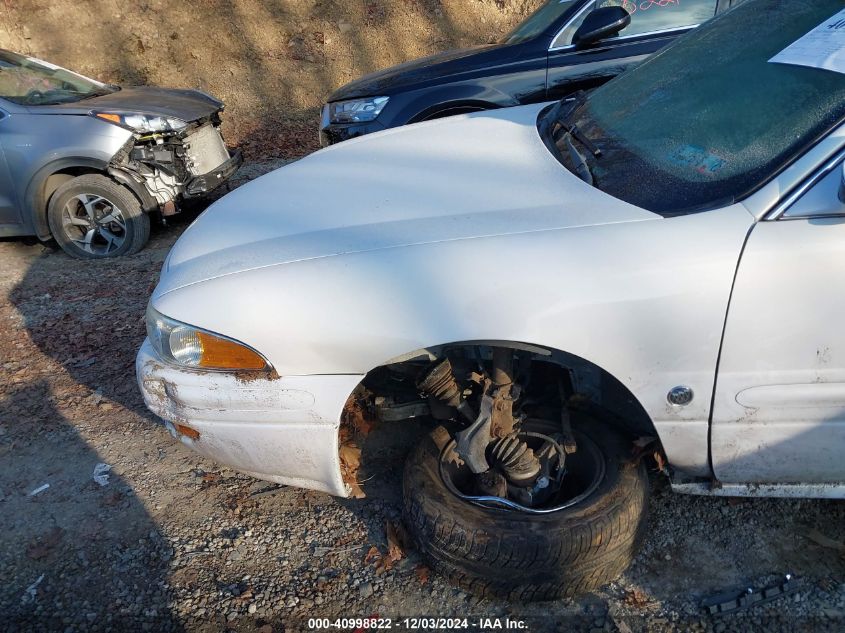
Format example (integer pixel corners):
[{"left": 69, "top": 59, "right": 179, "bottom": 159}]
[
  {"left": 560, "top": 132, "right": 594, "bottom": 185},
  {"left": 79, "top": 89, "right": 112, "bottom": 100},
  {"left": 553, "top": 121, "right": 602, "bottom": 158},
  {"left": 540, "top": 91, "right": 601, "bottom": 185}
]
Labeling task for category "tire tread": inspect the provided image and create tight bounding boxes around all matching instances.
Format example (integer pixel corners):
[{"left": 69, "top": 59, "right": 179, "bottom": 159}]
[{"left": 402, "top": 421, "right": 649, "bottom": 601}]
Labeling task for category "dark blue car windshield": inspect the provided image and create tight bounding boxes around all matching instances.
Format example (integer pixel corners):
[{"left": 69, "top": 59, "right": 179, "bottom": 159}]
[{"left": 549, "top": 0, "right": 845, "bottom": 215}]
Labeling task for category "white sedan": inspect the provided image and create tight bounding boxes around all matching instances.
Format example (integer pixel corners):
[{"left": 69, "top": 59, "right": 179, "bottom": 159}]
[{"left": 138, "top": 0, "right": 845, "bottom": 600}]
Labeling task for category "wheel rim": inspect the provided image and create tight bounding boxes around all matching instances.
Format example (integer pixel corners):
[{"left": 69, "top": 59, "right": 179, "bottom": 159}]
[
  {"left": 438, "top": 429, "right": 606, "bottom": 514},
  {"left": 61, "top": 193, "right": 127, "bottom": 256}
]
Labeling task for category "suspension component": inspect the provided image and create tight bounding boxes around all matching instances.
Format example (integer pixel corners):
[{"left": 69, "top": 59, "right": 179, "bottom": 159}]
[
  {"left": 488, "top": 434, "right": 541, "bottom": 485},
  {"left": 490, "top": 347, "right": 517, "bottom": 438},
  {"left": 417, "top": 358, "right": 475, "bottom": 422}
]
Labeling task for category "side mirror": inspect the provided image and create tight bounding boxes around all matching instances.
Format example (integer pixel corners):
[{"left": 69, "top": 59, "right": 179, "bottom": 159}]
[{"left": 572, "top": 6, "right": 631, "bottom": 49}]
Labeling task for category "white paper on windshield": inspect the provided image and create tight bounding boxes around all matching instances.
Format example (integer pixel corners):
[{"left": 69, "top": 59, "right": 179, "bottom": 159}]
[{"left": 769, "top": 8, "right": 845, "bottom": 75}]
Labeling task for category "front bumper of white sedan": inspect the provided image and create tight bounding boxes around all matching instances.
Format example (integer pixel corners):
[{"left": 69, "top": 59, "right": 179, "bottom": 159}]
[{"left": 135, "top": 339, "right": 363, "bottom": 496}]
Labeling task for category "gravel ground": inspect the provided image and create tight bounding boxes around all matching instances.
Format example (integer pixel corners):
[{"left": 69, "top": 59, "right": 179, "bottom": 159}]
[{"left": 1, "top": 158, "right": 845, "bottom": 633}]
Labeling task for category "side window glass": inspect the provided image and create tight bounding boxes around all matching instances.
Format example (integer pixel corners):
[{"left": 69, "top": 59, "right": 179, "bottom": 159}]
[
  {"left": 556, "top": 0, "right": 717, "bottom": 47},
  {"left": 612, "top": 1, "right": 717, "bottom": 38},
  {"left": 782, "top": 162, "right": 845, "bottom": 219},
  {"left": 556, "top": 2, "right": 596, "bottom": 46}
]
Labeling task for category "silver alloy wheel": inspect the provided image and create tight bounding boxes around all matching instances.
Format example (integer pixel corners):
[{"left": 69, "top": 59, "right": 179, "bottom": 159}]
[{"left": 61, "top": 193, "right": 127, "bottom": 255}]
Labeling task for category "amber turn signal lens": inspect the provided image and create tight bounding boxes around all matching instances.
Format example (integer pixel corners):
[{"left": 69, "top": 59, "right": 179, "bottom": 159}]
[
  {"left": 95, "top": 113, "right": 122, "bottom": 124},
  {"left": 195, "top": 331, "right": 267, "bottom": 370}
]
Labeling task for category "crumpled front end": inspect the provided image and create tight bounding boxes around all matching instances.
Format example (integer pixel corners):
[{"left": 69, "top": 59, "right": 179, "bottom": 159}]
[
  {"left": 136, "top": 339, "right": 362, "bottom": 496},
  {"left": 108, "top": 112, "right": 242, "bottom": 217}
]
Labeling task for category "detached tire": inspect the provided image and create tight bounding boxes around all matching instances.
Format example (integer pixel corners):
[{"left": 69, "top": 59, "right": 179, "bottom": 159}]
[
  {"left": 47, "top": 174, "right": 150, "bottom": 259},
  {"left": 403, "top": 417, "right": 649, "bottom": 601}
]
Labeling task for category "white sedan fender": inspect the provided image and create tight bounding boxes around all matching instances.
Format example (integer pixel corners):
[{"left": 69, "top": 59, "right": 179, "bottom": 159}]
[
  {"left": 151, "top": 203, "right": 753, "bottom": 483},
  {"left": 137, "top": 340, "right": 361, "bottom": 495},
  {"left": 140, "top": 104, "right": 776, "bottom": 493}
]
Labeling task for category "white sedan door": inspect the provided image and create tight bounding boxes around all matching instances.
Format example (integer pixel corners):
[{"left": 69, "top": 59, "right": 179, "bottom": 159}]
[{"left": 711, "top": 153, "right": 845, "bottom": 484}]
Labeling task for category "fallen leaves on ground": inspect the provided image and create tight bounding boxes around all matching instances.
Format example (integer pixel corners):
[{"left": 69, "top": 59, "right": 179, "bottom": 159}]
[
  {"left": 385, "top": 521, "right": 406, "bottom": 565},
  {"left": 415, "top": 565, "right": 430, "bottom": 585},
  {"left": 363, "top": 521, "right": 409, "bottom": 574},
  {"left": 26, "top": 526, "right": 64, "bottom": 560},
  {"left": 364, "top": 545, "right": 381, "bottom": 565},
  {"left": 201, "top": 471, "right": 221, "bottom": 484},
  {"left": 223, "top": 491, "right": 256, "bottom": 517},
  {"left": 624, "top": 587, "right": 651, "bottom": 608},
  {"left": 234, "top": 586, "right": 254, "bottom": 604}
]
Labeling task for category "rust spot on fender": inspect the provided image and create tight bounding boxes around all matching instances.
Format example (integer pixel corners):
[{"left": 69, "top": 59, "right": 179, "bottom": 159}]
[
  {"left": 175, "top": 424, "right": 200, "bottom": 440},
  {"left": 233, "top": 368, "right": 281, "bottom": 383}
]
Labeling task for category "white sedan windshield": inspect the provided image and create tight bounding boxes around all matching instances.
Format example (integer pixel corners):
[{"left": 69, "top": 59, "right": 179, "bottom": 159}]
[{"left": 556, "top": 0, "right": 845, "bottom": 214}]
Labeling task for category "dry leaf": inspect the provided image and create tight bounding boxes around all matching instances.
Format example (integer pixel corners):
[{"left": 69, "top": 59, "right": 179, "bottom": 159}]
[
  {"left": 364, "top": 545, "right": 381, "bottom": 565},
  {"left": 339, "top": 444, "right": 361, "bottom": 470},
  {"left": 385, "top": 521, "right": 405, "bottom": 563},
  {"left": 339, "top": 443, "right": 365, "bottom": 498},
  {"left": 415, "top": 565, "right": 430, "bottom": 585},
  {"left": 338, "top": 425, "right": 352, "bottom": 445},
  {"left": 342, "top": 396, "right": 375, "bottom": 437},
  {"left": 624, "top": 587, "right": 650, "bottom": 607},
  {"left": 26, "top": 526, "right": 64, "bottom": 560},
  {"left": 653, "top": 450, "right": 667, "bottom": 472}
]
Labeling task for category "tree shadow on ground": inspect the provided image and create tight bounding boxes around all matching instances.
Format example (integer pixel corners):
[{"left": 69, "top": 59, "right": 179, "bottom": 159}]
[{"left": 0, "top": 380, "right": 182, "bottom": 631}]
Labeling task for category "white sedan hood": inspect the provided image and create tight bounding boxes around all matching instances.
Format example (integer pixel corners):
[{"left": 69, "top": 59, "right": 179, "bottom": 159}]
[{"left": 157, "top": 103, "right": 657, "bottom": 296}]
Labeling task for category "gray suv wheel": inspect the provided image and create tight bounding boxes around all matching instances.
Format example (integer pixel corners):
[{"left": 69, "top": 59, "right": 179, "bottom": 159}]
[{"left": 47, "top": 174, "right": 150, "bottom": 259}]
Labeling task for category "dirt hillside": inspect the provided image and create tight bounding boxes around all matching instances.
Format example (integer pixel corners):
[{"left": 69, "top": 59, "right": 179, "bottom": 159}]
[{"left": 0, "top": 0, "right": 540, "bottom": 158}]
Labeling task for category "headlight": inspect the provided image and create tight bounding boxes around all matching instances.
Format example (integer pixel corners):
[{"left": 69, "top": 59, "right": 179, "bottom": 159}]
[
  {"left": 327, "top": 96, "right": 389, "bottom": 124},
  {"left": 93, "top": 112, "right": 188, "bottom": 134},
  {"left": 146, "top": 306, "right": 270, "bottom": 371}
]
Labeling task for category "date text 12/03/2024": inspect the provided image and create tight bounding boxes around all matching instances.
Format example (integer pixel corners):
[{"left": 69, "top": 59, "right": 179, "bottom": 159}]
[{"left": 307, "top": 617, "right": 529, "bottom": 630}]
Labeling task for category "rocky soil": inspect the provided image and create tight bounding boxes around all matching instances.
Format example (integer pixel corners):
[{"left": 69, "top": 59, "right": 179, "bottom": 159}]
[{"left": 1, "top": 152, "right": 844, "bottom": 633}]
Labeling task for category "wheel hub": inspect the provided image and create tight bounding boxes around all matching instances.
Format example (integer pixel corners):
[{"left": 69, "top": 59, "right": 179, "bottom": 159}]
[
  {"left": 438, "top": 428, "right": 605, "bottom": 514},
  {"left": 61, "top": 193, "right": 127, "bottom": 255}
]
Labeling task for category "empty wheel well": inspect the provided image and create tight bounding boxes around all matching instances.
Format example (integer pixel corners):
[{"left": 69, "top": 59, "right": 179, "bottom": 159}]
[
  {"left": 338, "top": 341, "right": 659, "bottom": 498},
  {"left": 44, "top": 167, "right": 102, "bottom": 205}
]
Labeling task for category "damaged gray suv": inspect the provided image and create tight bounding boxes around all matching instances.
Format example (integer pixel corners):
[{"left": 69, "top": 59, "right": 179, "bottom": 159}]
[{"left": 0, "top": 49, "right": 242, "bottom": 258}]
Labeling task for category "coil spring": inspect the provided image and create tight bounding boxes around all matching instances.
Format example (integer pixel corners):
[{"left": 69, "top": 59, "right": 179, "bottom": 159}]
[{"left": 488, "top": 434, "right": 541, "bottom": 484}]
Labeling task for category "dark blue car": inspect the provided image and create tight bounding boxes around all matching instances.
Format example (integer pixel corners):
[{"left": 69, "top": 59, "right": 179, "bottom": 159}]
[{"left": 320, "top": 0, "right": 743, "bottom": 145}]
